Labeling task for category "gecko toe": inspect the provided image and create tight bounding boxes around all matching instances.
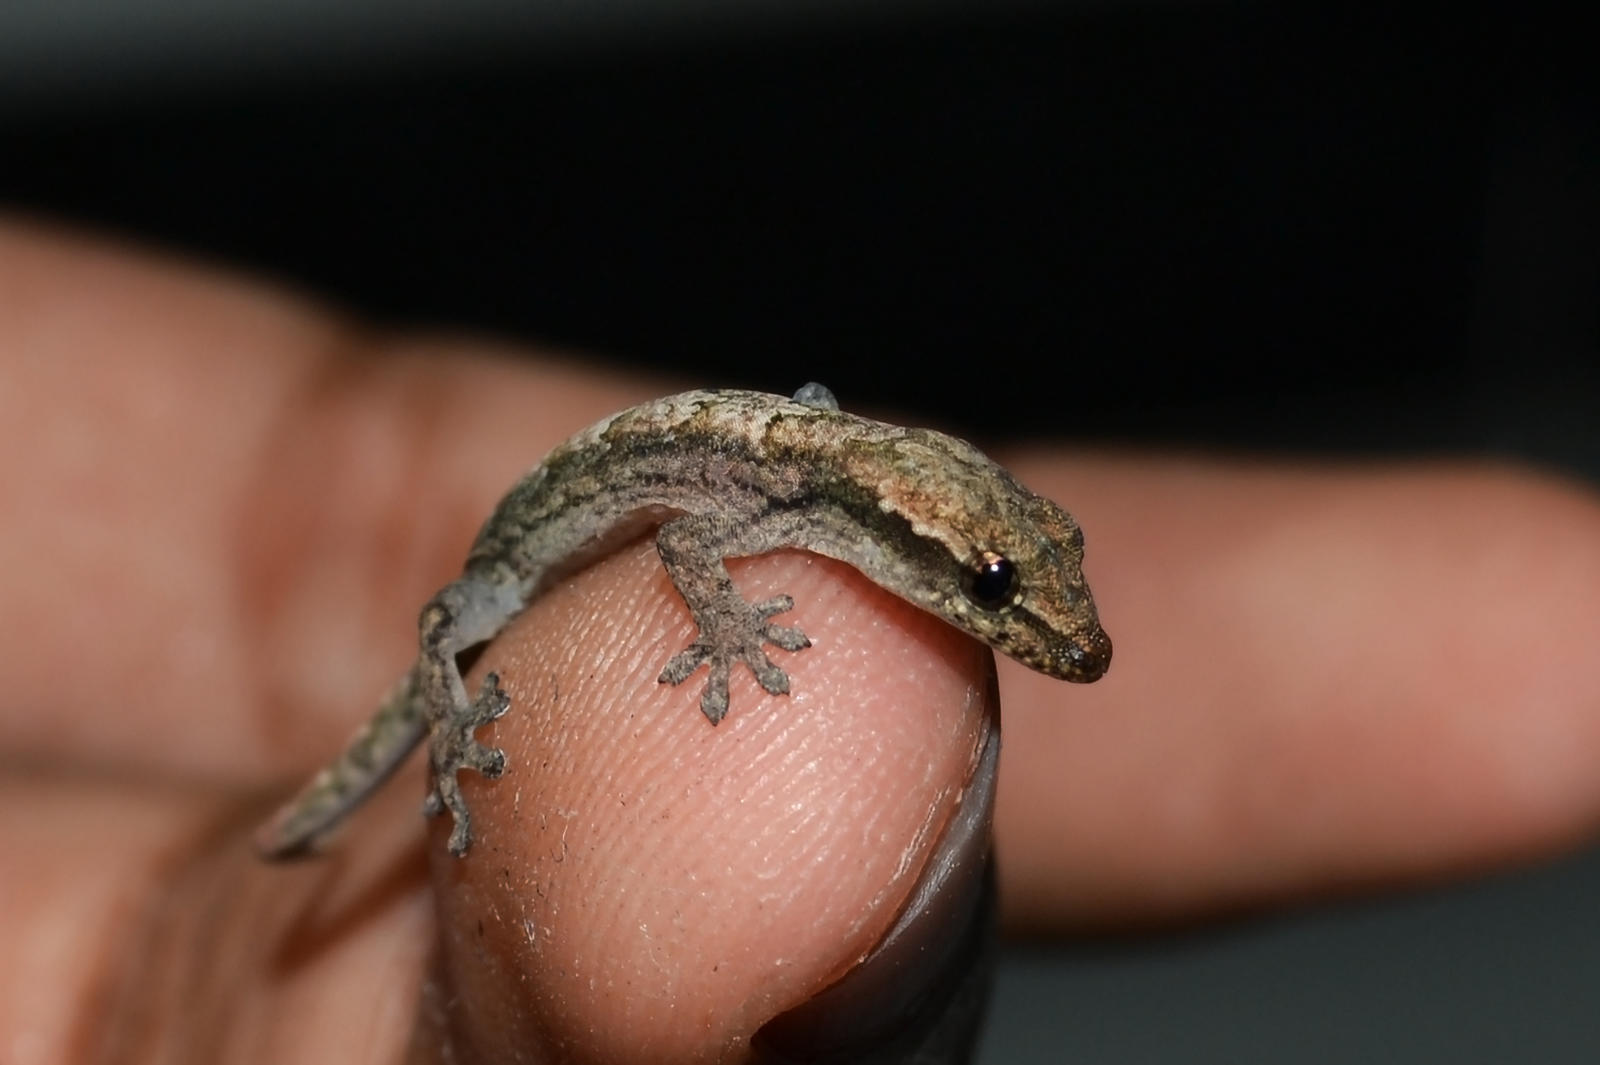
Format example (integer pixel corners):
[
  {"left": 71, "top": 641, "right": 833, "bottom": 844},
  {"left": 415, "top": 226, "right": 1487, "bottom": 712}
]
[
  {"left": 429, "top": 767, "right": 477, "bottom": 856},
  {"left": 746, "top": 650, "right": 791, "bottom": 695},
  {"left": 446, "top": 817, "right": 473, "bottom": 857},
  {"left": 468, "top": 672, "right": 512, "bottom": 725},
  {"left": 659, "top": 644, "right": 711, "bottom": 685},
  {"left": 699, "top": 659, "right": 733, "bottom": 724},
  {"left": 467, "top": 743, "right": 506, "bottom": 778},
  {"left": 700, "top": 691, "right": 728, "bottom": 724},
  {"left": 752, "top": 594, "right": 797, "bottom": 619},
  {"left": 764, "top": 623, "right": 811, "bottom": 652},
  {"left": 753, "top": 667, "right": 791, "bottom": 697}
]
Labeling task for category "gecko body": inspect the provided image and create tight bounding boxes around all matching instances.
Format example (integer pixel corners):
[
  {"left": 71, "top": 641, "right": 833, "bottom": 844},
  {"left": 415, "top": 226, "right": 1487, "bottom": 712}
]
[{"left": 256, "top": 384, "right": 1110, "bottom": 858}]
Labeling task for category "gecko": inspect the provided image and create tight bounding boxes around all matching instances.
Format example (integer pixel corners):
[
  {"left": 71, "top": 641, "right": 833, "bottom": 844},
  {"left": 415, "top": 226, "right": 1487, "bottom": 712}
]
[{"left": 255, "top": 383, "right": 1111, "bottom": 859}]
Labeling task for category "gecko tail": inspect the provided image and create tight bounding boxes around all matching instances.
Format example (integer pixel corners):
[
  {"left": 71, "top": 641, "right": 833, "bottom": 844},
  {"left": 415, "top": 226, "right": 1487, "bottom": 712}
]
[{"left": 253, "top": 669, "right": 428, "bottom": 860}]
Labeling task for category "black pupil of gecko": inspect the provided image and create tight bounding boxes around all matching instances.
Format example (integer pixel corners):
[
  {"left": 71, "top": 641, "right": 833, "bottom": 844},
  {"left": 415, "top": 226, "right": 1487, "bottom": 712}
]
[{"left": 965, "top": 554, "right": 1019, "bottom": 609}]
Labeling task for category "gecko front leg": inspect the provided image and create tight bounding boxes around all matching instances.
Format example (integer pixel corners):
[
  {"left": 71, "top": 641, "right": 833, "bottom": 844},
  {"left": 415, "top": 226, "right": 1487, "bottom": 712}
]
[
  {"left": 655, "top": 511, "right": 814, "bottom": 724},
  {"left": 417, "top": 571, "right": 526, "bottom": 856}
]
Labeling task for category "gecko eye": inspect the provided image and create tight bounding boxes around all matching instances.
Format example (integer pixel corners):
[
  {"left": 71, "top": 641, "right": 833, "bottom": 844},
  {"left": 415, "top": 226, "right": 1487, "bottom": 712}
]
[{"left": 962, "top": 552, "right": 1020, "bottom": 611}]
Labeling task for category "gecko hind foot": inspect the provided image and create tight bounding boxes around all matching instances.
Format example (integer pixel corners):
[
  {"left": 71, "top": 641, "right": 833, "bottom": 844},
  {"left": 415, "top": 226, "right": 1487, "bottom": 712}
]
[
  {"left": 657, "top": 595, "right": 811, "bottom": 725},
  {"left": 424, "top": 671, "right": 510, "bottom": 856}
]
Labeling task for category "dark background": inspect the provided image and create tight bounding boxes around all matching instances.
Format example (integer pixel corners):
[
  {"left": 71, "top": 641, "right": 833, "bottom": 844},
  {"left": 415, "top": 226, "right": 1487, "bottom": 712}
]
[{"left": 5, "top": 2, "right": 1596, "bottom": 1060}]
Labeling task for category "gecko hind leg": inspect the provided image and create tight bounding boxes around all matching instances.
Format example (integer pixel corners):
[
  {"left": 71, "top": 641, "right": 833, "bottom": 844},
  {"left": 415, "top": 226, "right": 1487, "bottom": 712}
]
[
  {"left": 423, "top": 672, "right": 511, "bottom": 855},
  {"left": 417, "top": 573, "right": 524, "bottom": 856}
]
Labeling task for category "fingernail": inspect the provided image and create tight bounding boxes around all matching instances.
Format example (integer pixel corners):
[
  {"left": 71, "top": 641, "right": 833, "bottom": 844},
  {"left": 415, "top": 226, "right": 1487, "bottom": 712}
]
[{"left": 751, "top": 676, "right": 1001, "bottom": 1064}]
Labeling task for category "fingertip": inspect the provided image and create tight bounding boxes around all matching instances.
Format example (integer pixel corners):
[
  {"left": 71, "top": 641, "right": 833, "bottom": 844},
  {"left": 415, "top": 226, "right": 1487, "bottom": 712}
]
[
  {"left": 995, "top": 457, "right": 1600, "bottom": 927},
  {"left": 420, "top": 543, "right": 996, "bottom": 1062}
]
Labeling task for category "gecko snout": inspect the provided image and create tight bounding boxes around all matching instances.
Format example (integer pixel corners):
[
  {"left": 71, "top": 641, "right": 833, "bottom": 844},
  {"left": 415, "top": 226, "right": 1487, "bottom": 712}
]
[{"left": 1066, "top": 625, "right": 1112, "bottom": 682}]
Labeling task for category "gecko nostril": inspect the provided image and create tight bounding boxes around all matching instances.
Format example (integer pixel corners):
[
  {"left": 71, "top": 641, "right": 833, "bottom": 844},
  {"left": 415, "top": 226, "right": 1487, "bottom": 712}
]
[{"left": 1066, "top": 628, "right": 1112, "bottom": 681}]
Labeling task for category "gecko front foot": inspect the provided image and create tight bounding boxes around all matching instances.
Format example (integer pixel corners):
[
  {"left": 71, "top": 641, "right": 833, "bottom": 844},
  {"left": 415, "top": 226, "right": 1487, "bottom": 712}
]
[
  {"left": 658, "top": 594, "right": 811, "bottom": 724},
  {"left": 424, "top": 671, "right": 510, "bottom": 856}
]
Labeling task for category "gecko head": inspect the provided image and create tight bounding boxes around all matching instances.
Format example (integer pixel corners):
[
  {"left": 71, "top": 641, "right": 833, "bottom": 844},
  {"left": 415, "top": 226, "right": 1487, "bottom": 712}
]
[
  {"left": 851, "top": 428, "right": 1113, "bottom": 681},
  {"left": 947, "top": 491, "right": 1112, "bottom": 683},
  {"left": 858, "top": 431, "right": 1112, "bottom": 683}
]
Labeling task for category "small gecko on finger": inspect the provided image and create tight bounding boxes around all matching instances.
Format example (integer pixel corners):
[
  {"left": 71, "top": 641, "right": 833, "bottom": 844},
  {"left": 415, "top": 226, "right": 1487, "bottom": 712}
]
[{"left": 255, "top": 383, "right": 1111, "bottom": 859}]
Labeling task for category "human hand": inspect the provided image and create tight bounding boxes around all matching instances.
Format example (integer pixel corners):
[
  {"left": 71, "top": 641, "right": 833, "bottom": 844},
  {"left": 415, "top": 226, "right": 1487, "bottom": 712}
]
[{"left": 3, "top": 219, "right": 1598, "bottom": 1063}]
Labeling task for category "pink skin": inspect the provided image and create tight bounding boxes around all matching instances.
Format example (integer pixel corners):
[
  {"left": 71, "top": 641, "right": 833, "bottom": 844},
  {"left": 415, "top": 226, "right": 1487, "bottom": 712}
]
[{"left": 3, "top": 218, "right": 1600, "bottom": 1061}]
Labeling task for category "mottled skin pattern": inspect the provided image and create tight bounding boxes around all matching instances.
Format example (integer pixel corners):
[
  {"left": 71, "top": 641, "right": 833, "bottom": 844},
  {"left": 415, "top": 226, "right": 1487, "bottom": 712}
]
[{"left": 256, "top": 385, "right": 1111, "bottom": 859}]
